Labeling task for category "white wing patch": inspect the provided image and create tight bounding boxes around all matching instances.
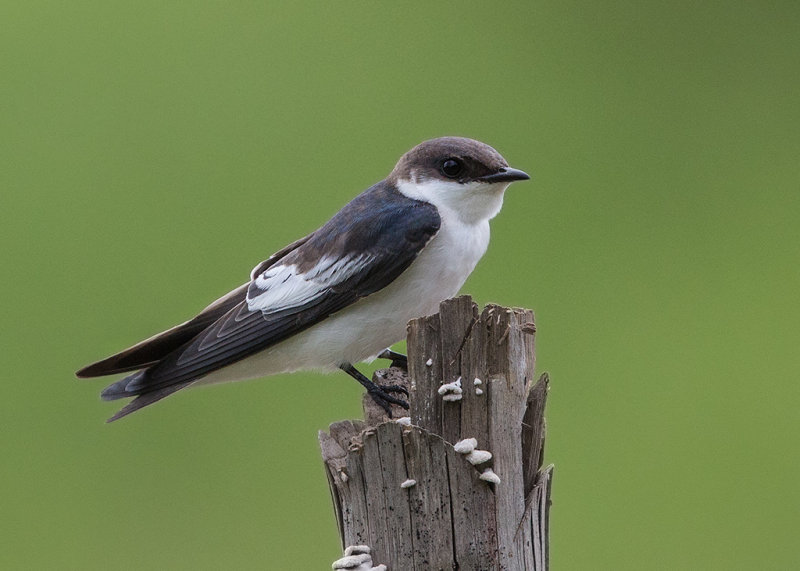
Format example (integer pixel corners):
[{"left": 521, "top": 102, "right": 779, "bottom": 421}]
[{"left": 246, "top": 254, "right": 374, "bottom": 313}]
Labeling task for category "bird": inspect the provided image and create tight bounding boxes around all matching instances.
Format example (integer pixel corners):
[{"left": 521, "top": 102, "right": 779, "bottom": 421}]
[{"left": 77, "top": 136, "right": 530, "bottom": 422}]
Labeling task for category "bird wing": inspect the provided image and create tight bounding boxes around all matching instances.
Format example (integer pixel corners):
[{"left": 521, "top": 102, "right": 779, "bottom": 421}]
[
  {"left": 102, "top": 183, "right": 441, "bottom": 420},
  {"left": 76, "top": 234, "right": 314, "bottom": 378}
]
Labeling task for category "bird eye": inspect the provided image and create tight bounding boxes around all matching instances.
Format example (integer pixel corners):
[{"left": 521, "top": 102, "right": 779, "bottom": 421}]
[{"left": 440, "top": 158, "right": 463, "bottom": 178}]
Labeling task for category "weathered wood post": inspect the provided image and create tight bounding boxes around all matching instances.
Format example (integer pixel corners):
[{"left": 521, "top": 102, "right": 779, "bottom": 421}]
[{"left": 320, "top": 296, "right": 552, "bottom": 570}]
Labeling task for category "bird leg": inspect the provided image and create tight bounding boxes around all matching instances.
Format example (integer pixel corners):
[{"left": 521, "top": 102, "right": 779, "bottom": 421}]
[
  {"left": 339, "top": 363, "right": 409, "bottom": 417},
  {"left": 377, "top": 348, "right": 408, "bottom": 370}
]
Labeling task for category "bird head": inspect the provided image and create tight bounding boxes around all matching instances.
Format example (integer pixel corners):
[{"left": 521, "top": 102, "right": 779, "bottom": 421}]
[{"left": 389, "top": 137, "right": 529, "bottom": 224}]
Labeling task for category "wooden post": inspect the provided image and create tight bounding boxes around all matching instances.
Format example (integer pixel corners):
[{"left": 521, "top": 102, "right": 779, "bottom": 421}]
[{"left": 320, "top": 296, "right": 553, "bottom": 570}]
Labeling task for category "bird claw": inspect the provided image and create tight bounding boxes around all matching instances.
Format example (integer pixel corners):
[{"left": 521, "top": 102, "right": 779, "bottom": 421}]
[
  {"left": 377, "top": 383, "right": 408, "bottom": 396},
  {"left": 367, "top": 384, "right": 409, "bottom": 417},
  {"left": 340, "top": 362, "right": 409, "bottom": 418}
]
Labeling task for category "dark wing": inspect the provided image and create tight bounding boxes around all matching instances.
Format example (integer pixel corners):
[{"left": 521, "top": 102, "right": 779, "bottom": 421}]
[
  {"left": 76, "top": 234, "right": 314, "bottom": 378},
  {"left": 76, "top": 283, "right": 247, "bottom": 378},
  {"left": 103, "top": 182, "right": 441, "bottom": 421}
]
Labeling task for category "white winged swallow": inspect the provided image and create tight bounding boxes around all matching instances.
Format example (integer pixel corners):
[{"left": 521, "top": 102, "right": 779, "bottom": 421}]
[{"left": 77, "top": 137, "right": 530, "bottom": 422}]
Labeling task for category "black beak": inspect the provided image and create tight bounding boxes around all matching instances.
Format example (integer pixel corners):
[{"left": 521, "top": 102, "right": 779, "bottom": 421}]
[{"left": 477, "top": 167, "right": 530, "bottom": 183}]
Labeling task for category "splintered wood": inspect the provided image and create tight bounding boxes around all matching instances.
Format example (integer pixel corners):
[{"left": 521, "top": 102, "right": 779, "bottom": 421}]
[{"left": 319, "top": 296, "right": 552, "bottom": 570}]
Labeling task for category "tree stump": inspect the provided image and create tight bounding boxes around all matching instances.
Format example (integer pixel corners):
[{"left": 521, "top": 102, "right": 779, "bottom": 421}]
[{"left": 320, "top": 296, "right": 552, "bottom": 570}]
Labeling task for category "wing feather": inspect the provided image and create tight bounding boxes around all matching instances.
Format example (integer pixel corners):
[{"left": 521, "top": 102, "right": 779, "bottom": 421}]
[
  {"left": 76, "top": 234, "right": 314, "bottom": 378},
  {"left": 100, "top": 181, "right": 441, "bottom": 418},
  {"left": 75, "top": 283, "right": 248, "bottom": 378}
]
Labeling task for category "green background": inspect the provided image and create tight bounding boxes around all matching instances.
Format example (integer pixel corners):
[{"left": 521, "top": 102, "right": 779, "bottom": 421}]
[{"left": 3, "top": 1, "right": 798, "bottom": 568}]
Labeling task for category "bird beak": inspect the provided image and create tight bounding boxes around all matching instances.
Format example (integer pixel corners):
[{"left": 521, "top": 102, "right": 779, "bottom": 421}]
[{"left": 477, "top": 167, "right": 530, "bottom": 183}]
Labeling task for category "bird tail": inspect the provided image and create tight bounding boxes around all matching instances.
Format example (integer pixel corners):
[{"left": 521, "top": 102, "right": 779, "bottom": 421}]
[
  {"left": 101, "top": 371, "right": 193, "bottom": 423},
  {"left": 100, "top": 371, "right": 144, "bottom": 401}
]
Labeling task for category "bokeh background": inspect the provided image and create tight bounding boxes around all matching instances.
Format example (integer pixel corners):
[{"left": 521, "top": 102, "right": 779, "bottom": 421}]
[{"left": 3, "top": 1, "right": 799, "bottom": 568}]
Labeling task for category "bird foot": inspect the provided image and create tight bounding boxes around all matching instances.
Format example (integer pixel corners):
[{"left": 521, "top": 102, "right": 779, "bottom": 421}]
[
  {"left": 340, "top": 362, "right": 409, "bottom": 419},
  {"left": 366, "top": 383, "right": 409, "bottom": 418},
  {"left": 377, "top": 348, "right": 408, "bottom": 370}
]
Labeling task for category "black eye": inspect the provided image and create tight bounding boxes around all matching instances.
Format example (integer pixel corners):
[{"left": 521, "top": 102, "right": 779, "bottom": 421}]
[{"left": 440, "top": 158, "right": 463, "bottom": 178}]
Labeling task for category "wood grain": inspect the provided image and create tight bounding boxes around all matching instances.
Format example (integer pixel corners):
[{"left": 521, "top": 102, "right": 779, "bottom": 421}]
[{"left": 320, "top": 296, "right": 553, "bottom": 570}]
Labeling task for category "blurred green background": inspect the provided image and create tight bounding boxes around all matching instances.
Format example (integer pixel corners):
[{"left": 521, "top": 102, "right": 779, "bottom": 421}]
[{"left": 3, "top": 1, "right": 799, "bottom": 568}]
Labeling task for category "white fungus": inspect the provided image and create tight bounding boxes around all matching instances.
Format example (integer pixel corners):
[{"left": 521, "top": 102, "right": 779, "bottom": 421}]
[
  {"left": 438, "top": 377, "right": 463, "bottom": 401},
  {"left": 425, "top": 358, "right": 433, "bottom": 367},
  {"left": 340, "top": 470, "right": 349, "bottom": 483},
  {"left": 333, "top": 545, "right": 387, "bottom": 570},
  {"left": 473, "top": 378, "right": 483, "bottom": 385},
  {"left": 400, "top": 479, "right": 417, "bottom": 489},
  {"left": 332, "top": 553, "right": 371, "bottom": 569},
  {"left": 475, "top": 388, "right": 484, "bottom": 396},
  {"left": 453, "top": 438, "right": 478, "bottom": 454},
  {"left": 394, "top": 416, "right": 411, "bottom": 426},
  {"left": 479, "top": 468, "right": 501, "bottom": 485},
  {"left": 466, "top": 450, "right": 493, "bottom": 465}
]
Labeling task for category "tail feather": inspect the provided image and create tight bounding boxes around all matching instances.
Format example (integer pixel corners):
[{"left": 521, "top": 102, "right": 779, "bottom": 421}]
[
  {"left": 101, "top": 370, "right": 194, "bottom": 422},
  {"left": 100, "top": 371, "right": 144, "bottom": 401},
  {"left": 105, "top": 381, "right": 194, "bottom": 423}
]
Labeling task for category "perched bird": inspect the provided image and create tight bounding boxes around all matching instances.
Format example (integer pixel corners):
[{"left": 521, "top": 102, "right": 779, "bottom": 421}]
[{"left": 77, "top": 137, "right": 530, "bottom": 422}]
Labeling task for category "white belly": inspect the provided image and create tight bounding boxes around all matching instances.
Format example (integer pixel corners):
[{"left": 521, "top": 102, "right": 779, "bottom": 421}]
[{"left": 197, "top": 217, "right": 490, "bottom": 386}]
